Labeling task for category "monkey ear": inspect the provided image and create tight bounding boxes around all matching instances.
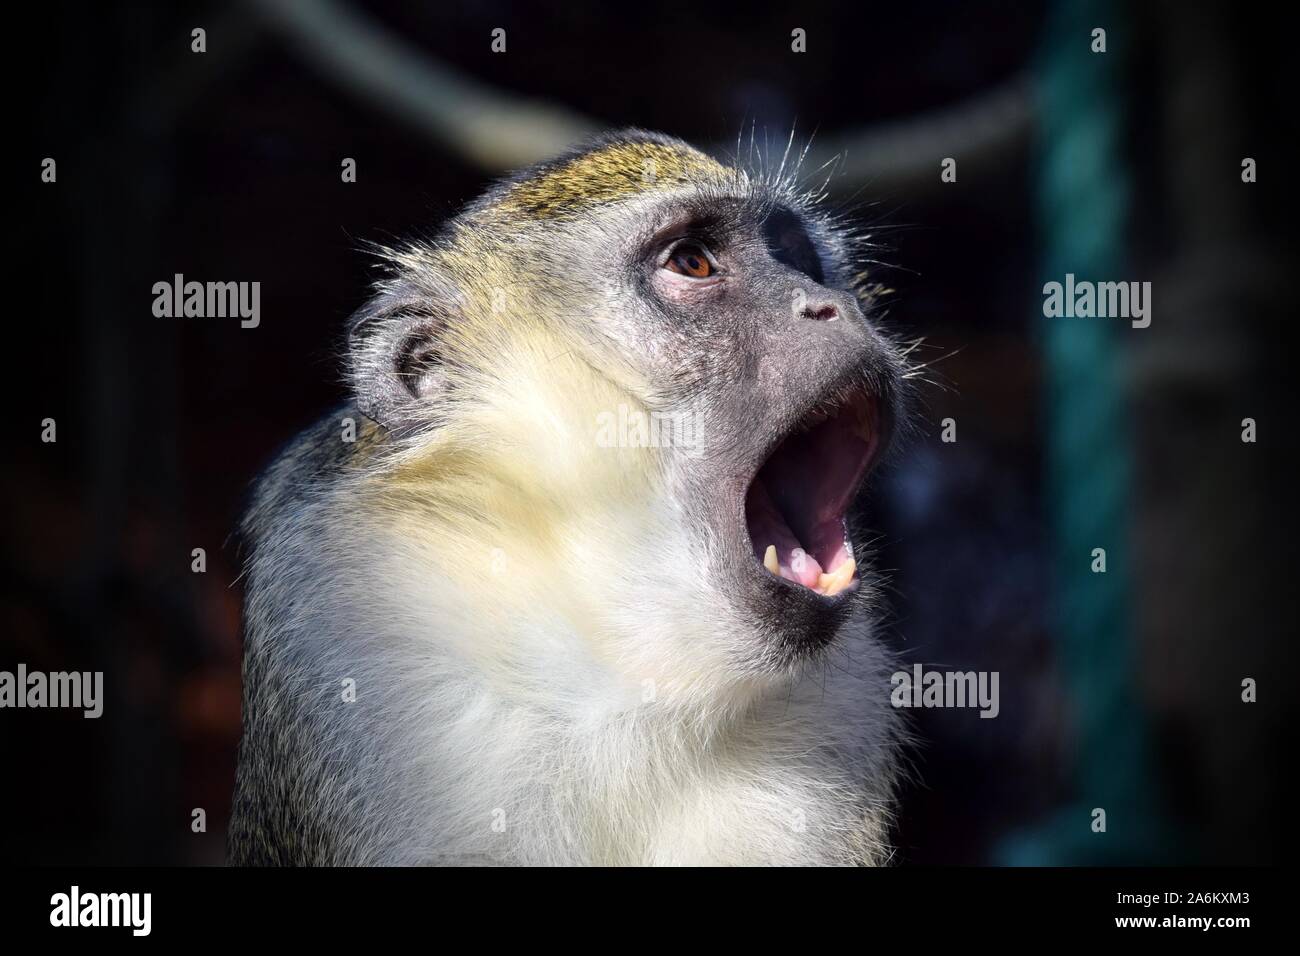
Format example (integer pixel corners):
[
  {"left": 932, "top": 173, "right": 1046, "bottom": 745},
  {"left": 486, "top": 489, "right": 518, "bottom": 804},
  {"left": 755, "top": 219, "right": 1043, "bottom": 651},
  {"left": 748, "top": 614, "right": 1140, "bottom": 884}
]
[{"left": 346, "top": 283, "right": 456, "bottom": 431}]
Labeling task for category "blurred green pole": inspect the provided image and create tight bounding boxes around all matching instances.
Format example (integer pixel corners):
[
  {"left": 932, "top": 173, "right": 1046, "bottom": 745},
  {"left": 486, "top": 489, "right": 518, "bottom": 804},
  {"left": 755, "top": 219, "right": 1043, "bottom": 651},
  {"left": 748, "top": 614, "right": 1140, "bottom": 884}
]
[{"left": 998, "top": 0, "right": 1172, "bottom": 865}]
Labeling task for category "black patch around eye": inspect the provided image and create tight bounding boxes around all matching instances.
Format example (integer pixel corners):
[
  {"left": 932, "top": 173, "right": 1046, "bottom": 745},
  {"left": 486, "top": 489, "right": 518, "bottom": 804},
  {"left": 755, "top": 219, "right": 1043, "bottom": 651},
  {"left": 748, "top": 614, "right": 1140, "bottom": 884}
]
[{"left": 763, "top": 208, "right": 825, "bottom": 284}]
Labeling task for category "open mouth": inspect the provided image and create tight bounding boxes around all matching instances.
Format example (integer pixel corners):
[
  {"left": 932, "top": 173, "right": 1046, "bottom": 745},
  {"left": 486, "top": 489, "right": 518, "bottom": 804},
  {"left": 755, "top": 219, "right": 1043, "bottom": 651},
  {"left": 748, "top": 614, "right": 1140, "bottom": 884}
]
[{"left": 744, "top": 386, "right": 879, "bottom": 599}]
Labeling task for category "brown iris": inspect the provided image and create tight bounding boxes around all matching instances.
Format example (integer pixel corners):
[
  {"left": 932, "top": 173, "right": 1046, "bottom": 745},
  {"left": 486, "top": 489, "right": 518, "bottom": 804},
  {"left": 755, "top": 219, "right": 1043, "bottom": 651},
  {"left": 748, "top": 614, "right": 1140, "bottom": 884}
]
[{"left": 665, "top": 243, "right": 714, "bottom": 278}]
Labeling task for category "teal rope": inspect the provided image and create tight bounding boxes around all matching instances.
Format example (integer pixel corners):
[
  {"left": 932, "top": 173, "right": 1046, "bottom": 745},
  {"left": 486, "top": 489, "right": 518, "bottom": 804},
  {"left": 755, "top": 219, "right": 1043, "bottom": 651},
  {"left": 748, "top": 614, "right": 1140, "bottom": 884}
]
[{"left": 998, "top": 0, "right": 1173, "bottom": 864}]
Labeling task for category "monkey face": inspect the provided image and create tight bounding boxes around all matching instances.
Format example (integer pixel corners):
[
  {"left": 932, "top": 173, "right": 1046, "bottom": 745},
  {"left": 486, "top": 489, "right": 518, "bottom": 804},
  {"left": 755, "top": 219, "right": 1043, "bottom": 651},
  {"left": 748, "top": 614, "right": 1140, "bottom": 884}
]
[{"left": 582, "top": 192, "right": 903, "bottom": 670}]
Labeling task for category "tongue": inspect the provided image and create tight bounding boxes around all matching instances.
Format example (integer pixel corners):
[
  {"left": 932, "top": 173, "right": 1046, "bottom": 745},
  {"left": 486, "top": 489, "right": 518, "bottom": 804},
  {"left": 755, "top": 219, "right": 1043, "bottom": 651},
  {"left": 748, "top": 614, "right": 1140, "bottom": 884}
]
[{"left": 787, "top": 548, "right": 824, "bottom": 587}]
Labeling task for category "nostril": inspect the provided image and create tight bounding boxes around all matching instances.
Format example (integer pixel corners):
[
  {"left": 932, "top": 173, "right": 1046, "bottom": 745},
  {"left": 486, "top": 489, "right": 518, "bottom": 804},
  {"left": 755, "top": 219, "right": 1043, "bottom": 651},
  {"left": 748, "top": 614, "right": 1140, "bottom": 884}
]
[{"left": 801, "top": 303, "right": 839, "bottom": 322}]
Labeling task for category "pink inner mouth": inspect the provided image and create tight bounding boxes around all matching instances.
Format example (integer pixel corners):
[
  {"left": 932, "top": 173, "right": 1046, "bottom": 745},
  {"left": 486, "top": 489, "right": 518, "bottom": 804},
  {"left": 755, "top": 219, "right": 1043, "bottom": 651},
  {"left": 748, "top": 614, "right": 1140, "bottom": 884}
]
[{"left": 744, "top": 396, "right": 876, "bottom": 594}]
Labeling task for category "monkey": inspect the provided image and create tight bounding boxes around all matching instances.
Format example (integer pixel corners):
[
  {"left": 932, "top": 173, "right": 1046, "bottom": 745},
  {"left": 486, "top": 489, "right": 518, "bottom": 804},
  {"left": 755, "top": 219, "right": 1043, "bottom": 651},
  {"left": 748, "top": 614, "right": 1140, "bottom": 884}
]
[{"left": 228, "top": 129, "right": 909, "bottom": 866}]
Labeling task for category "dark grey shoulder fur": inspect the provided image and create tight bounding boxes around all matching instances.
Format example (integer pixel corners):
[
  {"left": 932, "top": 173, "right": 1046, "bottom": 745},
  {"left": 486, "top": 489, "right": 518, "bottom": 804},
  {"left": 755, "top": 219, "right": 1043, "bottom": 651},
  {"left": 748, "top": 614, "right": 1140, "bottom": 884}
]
[{"left": 228, "top": 409, "right": 365, "bottom": 865}]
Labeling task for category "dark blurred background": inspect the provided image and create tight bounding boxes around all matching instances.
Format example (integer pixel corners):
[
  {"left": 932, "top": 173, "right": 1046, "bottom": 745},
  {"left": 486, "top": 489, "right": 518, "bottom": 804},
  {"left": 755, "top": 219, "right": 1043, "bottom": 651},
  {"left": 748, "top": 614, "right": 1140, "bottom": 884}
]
[{"left": 4, "top": 0, "right": 1293, "bottom": 865}]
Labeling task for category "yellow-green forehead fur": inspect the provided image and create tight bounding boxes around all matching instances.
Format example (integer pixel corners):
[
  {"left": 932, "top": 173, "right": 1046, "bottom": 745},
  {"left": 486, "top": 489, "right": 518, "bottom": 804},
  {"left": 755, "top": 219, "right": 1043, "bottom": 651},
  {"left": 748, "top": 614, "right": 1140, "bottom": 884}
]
[{"left": 497, "top": 141, "right": 732, "bottom": 219}]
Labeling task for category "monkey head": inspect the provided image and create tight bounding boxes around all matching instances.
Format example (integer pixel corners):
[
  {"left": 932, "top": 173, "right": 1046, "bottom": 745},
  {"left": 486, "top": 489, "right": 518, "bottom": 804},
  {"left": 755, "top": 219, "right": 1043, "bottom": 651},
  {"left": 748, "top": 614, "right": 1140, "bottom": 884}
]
[{"left": 342, "top": 130, "right": 904, "bottom": 710}]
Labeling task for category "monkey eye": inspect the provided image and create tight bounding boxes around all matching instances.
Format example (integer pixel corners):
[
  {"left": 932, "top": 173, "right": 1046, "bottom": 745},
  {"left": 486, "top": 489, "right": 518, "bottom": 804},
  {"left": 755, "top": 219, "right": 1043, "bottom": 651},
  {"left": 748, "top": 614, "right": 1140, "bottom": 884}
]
[{"left": 663, "top": 241, "right": 716, "bottom": 279}]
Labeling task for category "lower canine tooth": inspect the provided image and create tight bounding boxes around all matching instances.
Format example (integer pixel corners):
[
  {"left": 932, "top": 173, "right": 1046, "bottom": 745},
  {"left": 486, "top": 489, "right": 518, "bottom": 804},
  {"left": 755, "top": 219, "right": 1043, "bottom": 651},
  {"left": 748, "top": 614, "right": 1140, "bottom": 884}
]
[
  {"left": 816, "top": 555, "right": 857, "bottom": 596},
  {"left": 763, "top": 545, "right": 779, "bottom": 575}
]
